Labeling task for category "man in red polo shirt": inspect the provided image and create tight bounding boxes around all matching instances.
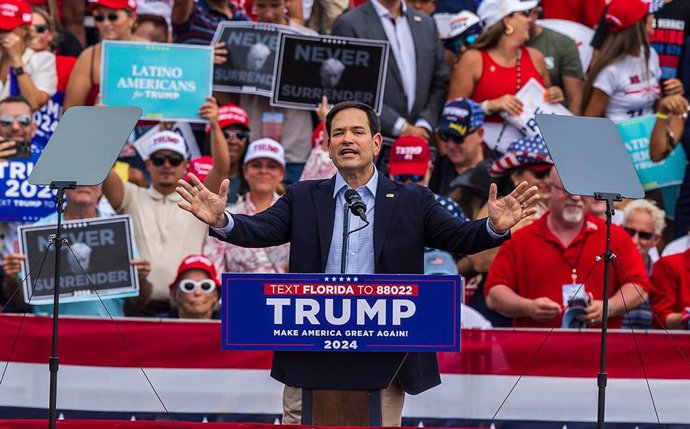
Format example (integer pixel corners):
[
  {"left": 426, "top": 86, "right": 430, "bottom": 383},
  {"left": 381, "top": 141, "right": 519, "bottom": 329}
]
[{"left": 485, "top": 169, "right": 650, "bottom": 328}]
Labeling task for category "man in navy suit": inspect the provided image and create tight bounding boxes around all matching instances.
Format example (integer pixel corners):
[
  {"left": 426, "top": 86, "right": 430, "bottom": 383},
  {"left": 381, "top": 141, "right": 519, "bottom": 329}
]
[{"left": 177, "top": 101, "right": 539, "bottom": 425}]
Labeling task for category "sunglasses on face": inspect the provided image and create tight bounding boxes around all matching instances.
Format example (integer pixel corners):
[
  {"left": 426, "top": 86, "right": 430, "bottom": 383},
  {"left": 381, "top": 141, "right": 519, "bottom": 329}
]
[
  {"left": 526, "top": 167, "right": 551, "bottom": 179},
  {"left": 93, "top": 13, "right": 121, "bottom": 23},
  {"left": 0, "top": 114, "right": 32, "bottom": 127},
  {"left": 439, "top": 129, "right": 477, "bottom": 144},
  {"left": 511, "top": 10, "right": 531, "bottom": 18},
  {"left": 34, "top": 25, "right": 49, "bottom": 34},
  {"left": 393, "top": 174, "right": 424, "bottom": 183},
  {"left": 623, "top": 227, "right": 654, "bottom": 241},
  {"left": 223, "top": 129, "right": 249, "bottom": 142},
  {"left": 150, "top": 154, "right": 184, "bottom": 167},
  {"left": 178, "top": 279, "right": 217, "bottom": 294}
]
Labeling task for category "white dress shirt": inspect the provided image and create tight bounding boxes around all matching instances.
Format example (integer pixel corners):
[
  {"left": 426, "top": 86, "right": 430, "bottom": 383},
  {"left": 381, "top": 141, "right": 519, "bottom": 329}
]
[{"left": 369, "top": 0, "right": 432, "bottom": 134}]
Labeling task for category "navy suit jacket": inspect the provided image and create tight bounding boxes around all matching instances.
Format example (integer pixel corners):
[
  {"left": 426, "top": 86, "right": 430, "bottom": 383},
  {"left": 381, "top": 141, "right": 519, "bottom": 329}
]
[
  {"left": 213, "top": 174, "right": 508, "bottom": 394},
  {"left": 331, "top": 2, "right": 449, "bottom": 138}
]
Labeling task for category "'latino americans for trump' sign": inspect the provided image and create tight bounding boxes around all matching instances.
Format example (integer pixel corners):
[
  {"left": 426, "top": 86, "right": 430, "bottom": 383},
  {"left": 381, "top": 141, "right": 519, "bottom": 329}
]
[
  {"left": 272, "top": 34, "right": 389, "bottom": 114},
  {"left": 211, "top": 22, "right": 301, "bottom": 96},
  {"left": 222, "top": 273, "right": 462, "bottom": 352},
  {"left": 101, "top": 41, "right": 213, "bottom": 122},
  {"left": 18, "top": 215, "right": 139, "bottom": 305},
  {"left": 617, "top": 115, "right": 687, "bottom": 191}
]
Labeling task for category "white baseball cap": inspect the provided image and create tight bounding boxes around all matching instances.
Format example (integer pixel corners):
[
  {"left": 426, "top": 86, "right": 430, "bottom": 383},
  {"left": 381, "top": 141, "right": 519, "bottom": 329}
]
[
  {"left": 244, "top": 138, "right": 285, "bottom": 168},
  {"left": 477, "top": 0, "right": 538, "bottom": 29},
  {"left": 146, "top": 130, "right": 188, "bottom": 159},
  {"left": 434, "top": 11, "right": 482, "bottom": 40}
]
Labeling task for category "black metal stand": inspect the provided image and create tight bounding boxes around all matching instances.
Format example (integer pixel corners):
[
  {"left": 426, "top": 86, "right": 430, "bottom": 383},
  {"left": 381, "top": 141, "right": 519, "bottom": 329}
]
[
  {"left": 594, "top": 191, "right": 622, "bottom": 429},
  {"left": 47, "top": 180, "right": 76, "bottom": 429},
  {"left": 340, "top": 203, "right": 350, "bottom": 275}
]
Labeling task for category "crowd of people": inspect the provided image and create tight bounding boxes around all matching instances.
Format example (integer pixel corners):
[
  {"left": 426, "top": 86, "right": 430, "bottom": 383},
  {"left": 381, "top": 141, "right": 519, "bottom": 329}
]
[{"left": 0, "top": 0, "right": 690, "bottom": 332}]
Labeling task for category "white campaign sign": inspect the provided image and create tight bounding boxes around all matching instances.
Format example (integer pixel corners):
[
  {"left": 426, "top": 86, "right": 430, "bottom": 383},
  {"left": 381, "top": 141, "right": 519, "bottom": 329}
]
[{"left": 501, "top": 78, "right": 573, "bottom": 137}]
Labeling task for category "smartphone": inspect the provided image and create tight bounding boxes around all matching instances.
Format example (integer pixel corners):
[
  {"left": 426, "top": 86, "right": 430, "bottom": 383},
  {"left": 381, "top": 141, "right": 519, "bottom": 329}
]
[{"left": 13, "top": 140, "right": 31, "bottom": 159}]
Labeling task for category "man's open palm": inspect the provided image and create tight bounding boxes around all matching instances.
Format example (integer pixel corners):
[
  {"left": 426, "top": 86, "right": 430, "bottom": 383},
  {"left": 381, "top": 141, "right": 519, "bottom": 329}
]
[
  {"left": 176, "top": 173, "right": 229, "bottom": 228},
  {"left": 487, "top": 181, "right": 540, "bottom": 232}
]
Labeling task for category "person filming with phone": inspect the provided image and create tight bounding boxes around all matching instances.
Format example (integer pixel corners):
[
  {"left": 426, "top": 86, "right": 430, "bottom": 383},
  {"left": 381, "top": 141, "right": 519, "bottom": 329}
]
[{"left": 0, "top": 95, "right": 34, "bottom": 160}]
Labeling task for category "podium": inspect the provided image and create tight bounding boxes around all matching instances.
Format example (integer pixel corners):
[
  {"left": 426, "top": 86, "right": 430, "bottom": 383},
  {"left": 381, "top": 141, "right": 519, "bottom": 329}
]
[
  {"left": 221, "top": 273, "right": 463, "bottom": 426},
  {"left": 276, "top": 351, "right": 406, "bottom": 425}
]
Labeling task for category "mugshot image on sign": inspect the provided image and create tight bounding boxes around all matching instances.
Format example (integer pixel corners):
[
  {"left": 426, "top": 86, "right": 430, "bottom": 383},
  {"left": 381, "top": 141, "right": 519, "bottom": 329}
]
[
  {"left": 320, "top": 58, "right": 346, "bottom": 88},
  {"left": 247, "top": 43, "right": 271, "bottom": 71}
]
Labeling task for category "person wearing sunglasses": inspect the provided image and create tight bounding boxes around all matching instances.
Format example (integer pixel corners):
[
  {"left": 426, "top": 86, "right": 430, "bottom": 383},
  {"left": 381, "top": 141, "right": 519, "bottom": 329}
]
[
  {"left": 618, "top": 199, "right": 664, "bottom": 330},
  {"left": 429, "top": 98, "right": 487, "bottom": 197},
  {"left": 102, "top": 129, "right": 209, "bottom": 317},
  {"left": 489, "top": 134, "right": 553, "bottom": 225},
  {"left": 433, "top": 10, "right": 483, "bottom": 72},
  {"left": 200, "top": 97, "right": 251, "bottom": 205},
  {"left": 448, "top": 0, "right": 564, "bottom": 153},
  {"left": 389, "top": 135, "right": 468, "bottom": 221},
  {"left": 203, "top": 138, "right": 290, "bottom": 276},
  {"left": 64, "top": 0, "right": 138, "bottom": 110},
  {"left": 0, "top": 0, "right": 56, "bottom": 112},
  {"left": 485, "top": 168, "right": 650, "bottom": 329},
  {"left": 165, "top": 254, "right": 221, "bottom": 320}
]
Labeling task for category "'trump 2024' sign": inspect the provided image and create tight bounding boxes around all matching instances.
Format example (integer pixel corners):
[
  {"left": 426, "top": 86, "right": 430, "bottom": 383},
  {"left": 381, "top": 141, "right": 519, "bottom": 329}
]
[{"left": 221, "top": 273, "right": 462, "bottom": 352}]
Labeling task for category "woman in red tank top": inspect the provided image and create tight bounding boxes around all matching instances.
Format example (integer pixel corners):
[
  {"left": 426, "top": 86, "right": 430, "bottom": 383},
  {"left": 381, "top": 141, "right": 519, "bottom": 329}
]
[
  {"left": 63, "top": 0, "right": 139, "bottom": 110},
  {"left": 447, "top": 0, "right": 564, "bottom": 152}
]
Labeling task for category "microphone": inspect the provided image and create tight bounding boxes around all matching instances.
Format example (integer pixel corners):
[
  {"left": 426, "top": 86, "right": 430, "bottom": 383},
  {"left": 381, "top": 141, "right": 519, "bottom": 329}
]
[{"left": 344, "top": 189, "right": 368, "bottom": 222}]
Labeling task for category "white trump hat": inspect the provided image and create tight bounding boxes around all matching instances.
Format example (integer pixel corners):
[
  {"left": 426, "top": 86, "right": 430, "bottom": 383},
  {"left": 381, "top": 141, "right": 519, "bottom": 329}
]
[
  {"left": 477, "top": 0, "right": 538, "bottom": 28},
  {"left": 244, "top": 138, "right": 285, "bottom": 168}
]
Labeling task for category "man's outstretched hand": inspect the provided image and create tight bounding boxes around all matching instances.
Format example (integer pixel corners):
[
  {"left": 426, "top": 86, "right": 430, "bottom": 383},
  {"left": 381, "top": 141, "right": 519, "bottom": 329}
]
[
  {"left": 487, "top": 181, "right": 540, "bottom": 232},
  {"left": 176, "top": 173, "right": 230, "bottom": 228}
]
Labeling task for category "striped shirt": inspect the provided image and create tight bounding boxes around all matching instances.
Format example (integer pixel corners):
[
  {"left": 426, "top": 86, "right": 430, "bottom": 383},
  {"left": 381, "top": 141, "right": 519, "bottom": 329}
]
[{"left": 173, "top": 0, "right": 249, "bottom": 45}]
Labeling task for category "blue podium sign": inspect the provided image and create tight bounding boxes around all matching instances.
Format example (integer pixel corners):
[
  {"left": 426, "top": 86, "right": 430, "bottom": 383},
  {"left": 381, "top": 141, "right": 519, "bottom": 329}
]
[{"left": 221, "top": 273, "right": 462, "bottom": 352}]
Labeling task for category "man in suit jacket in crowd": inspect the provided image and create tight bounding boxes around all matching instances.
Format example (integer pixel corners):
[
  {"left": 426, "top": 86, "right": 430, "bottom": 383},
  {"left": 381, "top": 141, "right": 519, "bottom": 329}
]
[
  {"left": 331, "top": 0, "right": 449, "bottom": 142},
  {"left": 176, "top": 101, "right": 539, "bottom": 426}
]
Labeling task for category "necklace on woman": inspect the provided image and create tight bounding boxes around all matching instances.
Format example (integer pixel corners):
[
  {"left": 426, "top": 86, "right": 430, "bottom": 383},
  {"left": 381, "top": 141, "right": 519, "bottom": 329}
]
[{"left": 516, "top": 48, "right": 522, "bottom": 91}]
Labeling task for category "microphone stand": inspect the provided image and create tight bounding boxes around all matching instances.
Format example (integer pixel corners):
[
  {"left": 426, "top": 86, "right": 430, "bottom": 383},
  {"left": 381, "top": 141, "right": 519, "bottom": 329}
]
[{"left": 341, "top": 202, "right": 350, "bottom": 275}]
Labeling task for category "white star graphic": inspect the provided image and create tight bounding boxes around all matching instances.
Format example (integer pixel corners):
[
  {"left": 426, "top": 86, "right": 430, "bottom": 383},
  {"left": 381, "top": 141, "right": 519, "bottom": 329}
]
[
  {"left": 353, "top": 277, "right": 359, "bottom": 282},
  {"left": 339, "top": 277, "right": 344, "bottom": 282},
  {"left": 346, "top": 277, "right": 351, "bottom": 282},
  {"left": 331, "top": 276, "right": 337, "bottom": 281},
  {"left": 324, "top": 276, "right": 330, "bottom": 282}
]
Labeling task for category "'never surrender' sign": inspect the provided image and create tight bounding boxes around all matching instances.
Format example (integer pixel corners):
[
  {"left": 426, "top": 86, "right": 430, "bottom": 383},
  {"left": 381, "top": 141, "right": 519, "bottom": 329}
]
[{"left": 222, "top": 273, "right": 462, "bottom": 352}]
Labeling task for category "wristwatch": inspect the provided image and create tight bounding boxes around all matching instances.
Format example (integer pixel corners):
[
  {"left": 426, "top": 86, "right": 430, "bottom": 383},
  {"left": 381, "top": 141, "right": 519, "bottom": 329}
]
[{"left": 12, "top": 66, "right": 25, "bottom": 77}]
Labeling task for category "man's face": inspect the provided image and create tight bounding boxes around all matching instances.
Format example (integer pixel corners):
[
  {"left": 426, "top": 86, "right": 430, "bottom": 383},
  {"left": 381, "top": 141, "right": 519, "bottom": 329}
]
[
  {"left": 145, "top": 149, "right": 188, "bottom": 189},
  {"left": 548, "top": 170, "right": 585, "bottom": 226},
  {"left": 254, "top": 0, "right": 286, "bottom": 24},
  {"left": 175, "top": 269, "right": 219, "bottom": 319},
  {"left": 443, "top": 128, "right": 483, "bottom": 171},
  {"left": 327, "top": 108, "right": 382, "bottom": 176},
  {"left": 623, "top": 209, "right": 659, "bottom": 258},
  {"left": 0, "top": 101, "right": 35, "bottom": 142},
  {"left": 65, "top": 185, "right": 102, "bottom": 212}
]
